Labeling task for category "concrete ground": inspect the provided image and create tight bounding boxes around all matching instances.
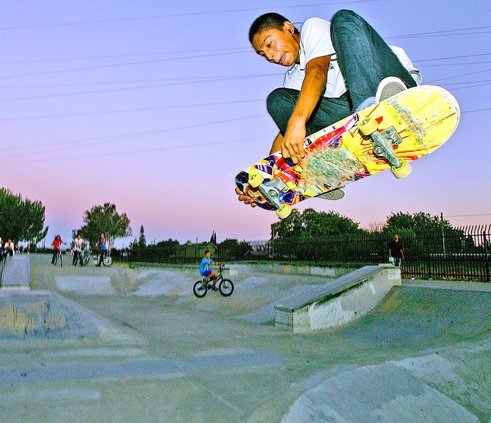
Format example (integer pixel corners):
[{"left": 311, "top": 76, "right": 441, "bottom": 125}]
[{"left": 0, "top": 254, "right": 490, "bottom": 423}]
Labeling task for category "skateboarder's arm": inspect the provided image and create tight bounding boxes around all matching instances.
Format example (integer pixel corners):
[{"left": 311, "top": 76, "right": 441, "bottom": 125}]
[
  {"left": 282, "top": 55, "right": 330, "bottom": 163},
  {"left": 269, "top": 132, "right": 283, "bottom": 154}
]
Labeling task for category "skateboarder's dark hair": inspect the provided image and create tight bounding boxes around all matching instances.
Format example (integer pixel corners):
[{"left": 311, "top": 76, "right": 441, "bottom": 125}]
[{"left": 249, "top": 13, "right": 297, "bottom": 44}]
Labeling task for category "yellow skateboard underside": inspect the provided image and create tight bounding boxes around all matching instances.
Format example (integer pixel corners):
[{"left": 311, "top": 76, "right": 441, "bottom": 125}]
[{"left": 235, "top": 85, "right": 460, "bottom": 213}]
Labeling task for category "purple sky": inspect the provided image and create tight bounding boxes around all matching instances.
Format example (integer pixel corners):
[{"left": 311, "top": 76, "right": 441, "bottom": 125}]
[{"left": 1, "top": 0, "right": 490, "bottom": 246}]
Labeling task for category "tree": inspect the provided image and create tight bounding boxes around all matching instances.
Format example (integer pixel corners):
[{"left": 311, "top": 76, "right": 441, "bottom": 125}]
[
  {"left": 138, "top": 225, "right": 146, "bottom": 248},
  {"left": 76, "top": 203, "right": 131, "bottom": 247},
  {"left": 272, "top": 208, "right": 361, "bottom": 240},
  {"left": 0, "top": 188, "right": 48, "bottom": 244},
  {"left": 384, "top": 211, "right": 451, "bottom": 235},
  {"left": 210, "top": 231, "right": 217, "bottom": 245},
  {"left": 271, "top": 209, "right": 303, "bottom": 240},
  {"left": 301, "top": 208, "right": 361, "bottom": 238},
  {"left": 271, "top": 208, "right": 363, "bottom": 259},
  {"left": 384, "top": 211, "right": 465, "bottom": 255},
  {"left": 219, "top": 239, "right": 250, "bottom": 259}
]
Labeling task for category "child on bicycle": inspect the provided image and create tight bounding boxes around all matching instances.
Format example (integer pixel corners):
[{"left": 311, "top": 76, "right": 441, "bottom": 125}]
[
  {"left": 96, "top": 232, "right": 108, "bottom": 267},
  {"left": 51, "top": 235, "right": 65, "bottom": 264},
  {"left": 72, "top": 233, "right": 84, "bottom": 267},
  {"left": 199, "top": 250, "right": 221, "bottom": 290}
]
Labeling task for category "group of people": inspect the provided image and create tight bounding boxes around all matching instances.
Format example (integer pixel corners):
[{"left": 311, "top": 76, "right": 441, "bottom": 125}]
[{"left": 51, "top": 232, "right": 110, "bottom": 267}]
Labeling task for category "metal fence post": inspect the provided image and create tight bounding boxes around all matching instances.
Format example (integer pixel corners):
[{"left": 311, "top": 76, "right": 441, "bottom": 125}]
[
  {"left": 426, "top": 235, "right": 432, "bottom": 279},
  {"left": 484, "top": 231, "right": 490, "bottom": 282}
]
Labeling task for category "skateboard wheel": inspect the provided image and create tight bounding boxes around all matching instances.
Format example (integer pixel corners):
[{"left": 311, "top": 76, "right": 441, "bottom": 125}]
[
  {"left": 391, "top": 159, "right": 412, "bottom": 179},
  {"left": 276, "top": 205, "right": 292, "bottom": 219},
  {"left": 248, "top": 169, "right": 264, "bottom": 188},
  {"left": 359, "top": 118, "right": 379, "bottom": 136}
]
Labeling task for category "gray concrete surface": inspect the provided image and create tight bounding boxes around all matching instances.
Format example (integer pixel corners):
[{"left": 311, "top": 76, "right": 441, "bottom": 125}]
[
  {"left": 1, "top": 255, "right": 30, "bottom": 289},
  {"left": 0, "top": 254, "right": 489, "bottom": 423},
  {"left": 275, "top": 265, "right": 400, "bottom": 332}
]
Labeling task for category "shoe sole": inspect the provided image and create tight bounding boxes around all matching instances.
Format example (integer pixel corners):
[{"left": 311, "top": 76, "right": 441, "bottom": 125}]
[
  {"left": 376, "top": 77, "right": 407, "bottom": 102},
  {"left": 317, "top": 188, "right": 346, "bottom": 201}
]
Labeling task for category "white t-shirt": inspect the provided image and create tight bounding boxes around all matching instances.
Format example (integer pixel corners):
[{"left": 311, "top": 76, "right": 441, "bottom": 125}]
[
  {"left": 4, "top": 241, "right": 15, "bottom": 254},
  {"left": 73, "top": 237, "right": 84, "bottom": 252},
  {"left": 284, "top": 17, "right": 422, "bottom": 98}
]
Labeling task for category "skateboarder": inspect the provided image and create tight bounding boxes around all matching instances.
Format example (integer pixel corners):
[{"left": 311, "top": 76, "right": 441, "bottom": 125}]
[{"left": 236, "top": 9, "right": 421, "bottom": 206}]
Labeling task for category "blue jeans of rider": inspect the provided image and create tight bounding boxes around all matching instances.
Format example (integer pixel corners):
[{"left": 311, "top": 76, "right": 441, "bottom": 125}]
[{"left": 267, "top": 9, "right": 417, "bottom": 136}]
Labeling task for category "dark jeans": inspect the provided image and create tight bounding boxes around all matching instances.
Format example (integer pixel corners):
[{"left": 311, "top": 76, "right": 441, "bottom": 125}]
[
  {"left": 98, "top": 250, "right": 107, "bottom": 266},
  {"left": 73, "top": 251, "right": 83, "bottom": 266},
  {"left": 51, "top": 250, "right": 59, "bottom": 264},
  {"left": 267, "top": 9, "right": 417, "bottom": 135}
]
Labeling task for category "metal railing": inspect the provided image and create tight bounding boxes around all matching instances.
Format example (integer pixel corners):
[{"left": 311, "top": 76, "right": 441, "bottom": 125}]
[{"left": 115, "top": 224, "right": 491, "bottom": 282}]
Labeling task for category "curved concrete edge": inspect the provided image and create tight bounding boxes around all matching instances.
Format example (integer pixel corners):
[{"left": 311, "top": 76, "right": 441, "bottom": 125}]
[
  {"left": 275, "top": 265, "right": 401, "bottom": 333},
  {"left": 281, "top": 336, "right": 490, "bottom": 423}
]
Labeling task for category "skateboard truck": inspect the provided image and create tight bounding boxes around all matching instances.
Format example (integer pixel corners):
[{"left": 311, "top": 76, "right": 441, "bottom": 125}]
[
  {"left": 248, "top": 170, "right": 292, "bottom": 219},
  {"left": 358, "top": 118, "right": 411, "bottom": 178}
]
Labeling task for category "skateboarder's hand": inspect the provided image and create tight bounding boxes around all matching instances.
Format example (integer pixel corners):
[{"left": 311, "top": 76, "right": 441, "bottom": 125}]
[
  {"left": 235, "top": 187, "right": 257, "bottom": 208},
  {"left": 282, "top": 122, "right": 306, "bottom": 164}
]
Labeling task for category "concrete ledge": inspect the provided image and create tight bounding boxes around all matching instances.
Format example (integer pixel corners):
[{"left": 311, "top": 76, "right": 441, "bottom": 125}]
[
  {"left": 1, "top": 256, "right": 30, "bottom": 289},
  {"left": 275, "top": 265, "right": 401, "bottom": 333},
  {"left": 254, "top": 263, "right": 352, "bottom": 278}
]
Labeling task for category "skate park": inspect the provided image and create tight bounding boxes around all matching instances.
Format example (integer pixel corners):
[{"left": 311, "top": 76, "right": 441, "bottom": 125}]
[{"left": 0, "top": 254, "right": 489, "bottom": 422}]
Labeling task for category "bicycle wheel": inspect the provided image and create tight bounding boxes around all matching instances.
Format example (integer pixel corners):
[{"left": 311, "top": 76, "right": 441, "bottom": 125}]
[
  {"left": 193, "top": 280, "right": 207, "bottom": 298},
  {"left": 103, "top": 255, "right": 113, "bottom": 267},
  {"left": 219, "top": 279, "right": 234, "bottom": 297}
]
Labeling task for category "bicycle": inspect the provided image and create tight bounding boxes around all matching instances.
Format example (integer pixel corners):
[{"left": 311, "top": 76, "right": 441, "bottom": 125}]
[
  {"left": 193, "top": 264, "right": 234, "bottom": 298},
  {"left": 52, "top": 249, "right": 63, "bottom": 267},
  {"left": 81, "top": 249, "right": 92, "bottom": 266},
  {"left": 81, "top": 249, "right": 112, "bottom": 267}
]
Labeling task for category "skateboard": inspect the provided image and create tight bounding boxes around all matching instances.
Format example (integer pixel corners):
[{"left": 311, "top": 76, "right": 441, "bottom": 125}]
[{"left": 235, "top": 85, "right": 460, "bottom": 219}]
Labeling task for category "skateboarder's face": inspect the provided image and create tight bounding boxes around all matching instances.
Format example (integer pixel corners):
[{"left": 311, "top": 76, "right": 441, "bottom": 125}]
[{"left": 252, "top": 22, "right": 299, "bottom": 67}]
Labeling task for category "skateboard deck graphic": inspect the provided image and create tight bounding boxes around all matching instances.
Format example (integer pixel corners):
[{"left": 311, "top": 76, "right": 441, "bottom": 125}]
[{"left": 235, "top": 85, "right": 460, "bottom": 218}]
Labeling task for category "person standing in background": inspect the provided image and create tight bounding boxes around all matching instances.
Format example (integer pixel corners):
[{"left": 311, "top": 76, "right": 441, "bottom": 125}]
[{"left": 389, "top": 233, "right": 404, "bottom": 266}]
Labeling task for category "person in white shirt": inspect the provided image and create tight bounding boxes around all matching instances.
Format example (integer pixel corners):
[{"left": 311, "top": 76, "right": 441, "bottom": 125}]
[
  {"left": 236, "top": 10, "right": 421, "bottom": 206},
  {"left": 4, "top": 239, "right": 14, "bottom": 256},
  {"left": 72, "top": 233, "right": 84, "bottom": 266}
]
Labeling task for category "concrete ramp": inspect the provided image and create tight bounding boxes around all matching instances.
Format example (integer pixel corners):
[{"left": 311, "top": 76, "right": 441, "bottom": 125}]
[
  {"left": 0, "top": 290, "right": 143, "bottom": 349},
  {"left": 275, "top": 265, "right": 400, "bottom": 332},
  {"left": 281, "top": 351, "right": 482, "bottom": 423},
  {"left": 1, "top": 256, "right": 30, "bottom": 289}
]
